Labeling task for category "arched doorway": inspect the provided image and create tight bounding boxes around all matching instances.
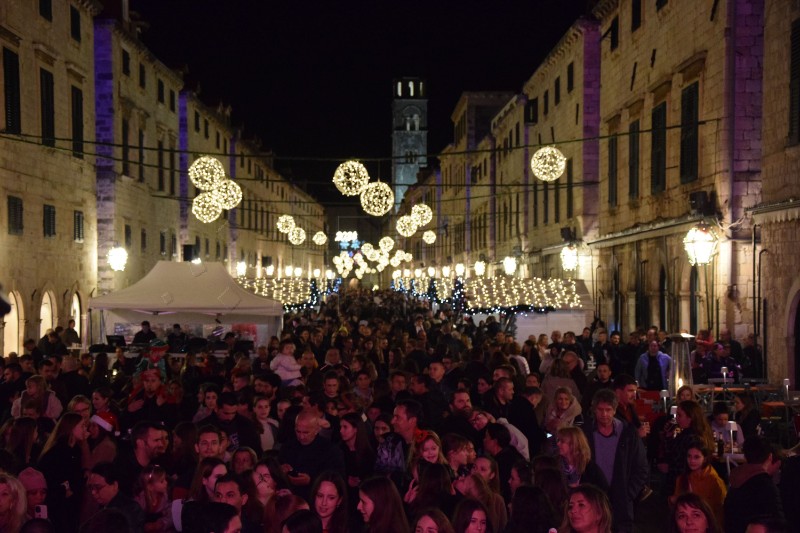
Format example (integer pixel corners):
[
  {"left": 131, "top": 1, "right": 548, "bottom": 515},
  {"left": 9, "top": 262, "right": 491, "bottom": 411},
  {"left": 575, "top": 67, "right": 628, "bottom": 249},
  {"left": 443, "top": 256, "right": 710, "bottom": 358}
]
[
  {"left": 70, "top": 293, "right": 82, "bottom": 339},
  {"left": 3, "top": 292, "right": 20, "bottom": 355},
  {"left": 39, "top": 291, "right": 56, "bottom": 338}
]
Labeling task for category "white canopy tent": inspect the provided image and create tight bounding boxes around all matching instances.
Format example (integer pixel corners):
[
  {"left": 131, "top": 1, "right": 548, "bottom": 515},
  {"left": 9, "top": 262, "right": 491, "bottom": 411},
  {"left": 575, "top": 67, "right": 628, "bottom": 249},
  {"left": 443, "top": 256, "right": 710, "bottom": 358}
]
[{"left": 89, "top": 261, "right": 283, "bottom": 346}]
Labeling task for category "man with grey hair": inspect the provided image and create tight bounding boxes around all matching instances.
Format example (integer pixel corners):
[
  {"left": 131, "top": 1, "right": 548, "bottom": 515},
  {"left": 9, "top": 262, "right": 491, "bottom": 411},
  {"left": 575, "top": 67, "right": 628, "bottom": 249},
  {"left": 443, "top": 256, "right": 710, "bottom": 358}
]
[{"left": 582, "top": 388, "right": 648, "bottom": 533}]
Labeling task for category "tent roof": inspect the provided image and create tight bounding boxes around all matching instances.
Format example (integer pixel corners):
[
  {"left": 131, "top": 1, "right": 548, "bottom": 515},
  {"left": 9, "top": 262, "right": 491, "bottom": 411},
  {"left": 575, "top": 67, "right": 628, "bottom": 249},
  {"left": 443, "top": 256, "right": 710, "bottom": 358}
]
[{"left": 90, "top": 261, "right": 283, "bottom": 318}]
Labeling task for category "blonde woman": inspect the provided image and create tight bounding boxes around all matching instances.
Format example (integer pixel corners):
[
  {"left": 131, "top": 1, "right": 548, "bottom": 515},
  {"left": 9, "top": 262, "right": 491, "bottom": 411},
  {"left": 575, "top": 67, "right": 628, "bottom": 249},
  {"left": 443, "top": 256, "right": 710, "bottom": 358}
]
[
  {"left": 11, "top": 376, "right": 62, "bottom": 420},
  {"left": 0, "top": 473, "right": 26, "bottom": 533},
  {"left": 556, "top": 428, "right": 609, "bottom": 490}
]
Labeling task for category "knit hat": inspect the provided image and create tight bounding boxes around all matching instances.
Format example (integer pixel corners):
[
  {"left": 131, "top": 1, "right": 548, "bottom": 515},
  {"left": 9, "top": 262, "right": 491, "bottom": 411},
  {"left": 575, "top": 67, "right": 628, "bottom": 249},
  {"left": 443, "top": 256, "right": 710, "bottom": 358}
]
[
  {"left": 91, "top": 411, "right": 118, "bottom": 433},
  {"left": 18, "top": 468, "right": 46, "bottom": 491}
]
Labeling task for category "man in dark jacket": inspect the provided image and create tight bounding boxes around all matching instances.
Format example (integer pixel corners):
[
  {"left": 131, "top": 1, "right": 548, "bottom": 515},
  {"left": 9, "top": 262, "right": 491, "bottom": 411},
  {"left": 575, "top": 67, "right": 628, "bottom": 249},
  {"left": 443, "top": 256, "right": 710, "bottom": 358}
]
[
  {"left": 583, "top": 388, "right": 649, "bottom": 533},
  {"left": 724, "top": 436, "right": 784, "bottom": 533},
  {"left": 87, "top": 461, "right": 146, "bottom": 533},
  {"left": 278, "top": 410, "right": 344, "bottom": 501},
  {"left": 198, "top": 392, "right": 261, "bottom": 455}
]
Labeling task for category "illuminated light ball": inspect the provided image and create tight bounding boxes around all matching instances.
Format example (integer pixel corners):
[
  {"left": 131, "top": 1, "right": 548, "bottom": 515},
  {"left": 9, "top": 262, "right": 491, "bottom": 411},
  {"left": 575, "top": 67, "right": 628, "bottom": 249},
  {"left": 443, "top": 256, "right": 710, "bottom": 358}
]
[
  {"left": 332, "top": 160, "right": 370, "bottom": 196},
  {"left": 422, "top": 230, "right": 437, "bottom": 244},
  {"left": 396, "top": 215, "right": 417, "bottom": 237},
  {"left": 361, "top": 243, "right": 374, "bottom": 254},
  {"left": 312, "top": 231, "right": 328, "bottom": 245},
  {"left": 188, "top": 156, "right": 226, "bottom": 191},
  {"left": 192, "top": 192, "right": 223, "bottom": 223},
  {"left": 403, "top": 252, "right": 413, "bottom": 262},
  {"left": 365, "top": 249, "right": 379, "bottom": 262},
  {"left": 414, "top": 268, "right": 422, "bottom": 278},
  {"left": 379, "top": 236, "right": 395, "bottom": 253},
  {"left": 236, "top": 261, "right": 247, "bottom": 277},
  {"left": 411, "top": 204, "right": 433, "bottom": 226},
  {"left": 211, "top": 179, "right": 243, "bottom": 210},
  {"left": 455, "top": 263, "right": 465, "bottom": 277},
  {"left": 360, "top": 181, "right": 395, "bottom": 216},
  {"left": 277, "top": 215, "right": 295, "bottom": 234},
  {"left": 107, "top": 246, "right": 128, "bottom": 272},
  {"left": 530, "top": 146, "right": 567, "bottom": 182},
  {"left": 288, "top": 227, "right": 306, "bottom": 245}
]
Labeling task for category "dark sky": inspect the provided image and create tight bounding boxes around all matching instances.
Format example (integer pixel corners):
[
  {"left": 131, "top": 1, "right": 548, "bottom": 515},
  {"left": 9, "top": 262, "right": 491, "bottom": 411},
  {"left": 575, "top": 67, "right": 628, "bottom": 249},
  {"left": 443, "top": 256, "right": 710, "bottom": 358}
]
[{"left": 131, "top": 0, "right": 591, "bottom": 202}]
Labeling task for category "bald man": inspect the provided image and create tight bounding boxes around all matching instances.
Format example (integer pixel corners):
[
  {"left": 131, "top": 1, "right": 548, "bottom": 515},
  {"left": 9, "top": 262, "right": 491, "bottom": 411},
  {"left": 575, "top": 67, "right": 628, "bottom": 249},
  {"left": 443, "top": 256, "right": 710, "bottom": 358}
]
[{"left": 277, "top": 410, "right": 344, "bottom": 500}]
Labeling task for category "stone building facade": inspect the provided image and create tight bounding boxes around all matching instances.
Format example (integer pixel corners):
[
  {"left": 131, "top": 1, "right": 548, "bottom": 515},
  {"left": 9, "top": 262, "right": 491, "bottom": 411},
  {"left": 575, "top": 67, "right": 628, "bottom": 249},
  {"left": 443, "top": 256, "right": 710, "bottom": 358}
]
[
  {"left": 0, "top": 0, "right": 325, "bottom": 354},
  {"left": 396, "top": 1, "right": 773, "bottom": 377},
  {"left": 590, "top": 0, "right": 763, "bottom": 342},
  {"left": 753, "top": 0, "right": 800, "bottom": 384},
  {"left": 392, "top": 78, "right": 428, "bottom": 211}
]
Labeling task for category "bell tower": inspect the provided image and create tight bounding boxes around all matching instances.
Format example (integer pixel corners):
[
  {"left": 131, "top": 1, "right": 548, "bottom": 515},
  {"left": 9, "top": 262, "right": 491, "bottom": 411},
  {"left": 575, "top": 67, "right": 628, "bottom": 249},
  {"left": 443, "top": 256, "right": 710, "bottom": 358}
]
[{"left": 392, "top": 78, "right": 428, "bottom": 210}]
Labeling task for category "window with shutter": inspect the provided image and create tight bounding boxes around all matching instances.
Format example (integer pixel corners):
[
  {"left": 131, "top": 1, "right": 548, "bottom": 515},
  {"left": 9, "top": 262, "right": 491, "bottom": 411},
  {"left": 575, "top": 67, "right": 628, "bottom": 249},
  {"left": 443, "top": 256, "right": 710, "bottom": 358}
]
[
  {"left": 71, "top": 86, "right": 83, "bottom": 158},
  {"left": 567, "top": 63, "right": 574, "bottom": 92},
  {"left": 632, "top": 0, "right": 642, "bottom": 31},
  {"left": 40, "top": 69, "right": 55, "bottom": 147},
  {"left": 608, "top": 135, "right": 618, "bottom": 206},
  {"left": 543, "top": 182, "right": 549, "bottom": 224},
  {"left": 680, "top": 82, "right": 699, "bottom": 183},
  {"left": 157, "top": 141, "right": 164, "bottom": 191},
  {"left": 789, "top": 19, "right": 800, "bottom": 144},
  {"left": 651, "top": 102, "right": 667, "bottom": 193},
  {"left": 3, "top": 48, "right": 21, "bottom": 134},
  {"left": 122, "top": 50, "right": 130, "bottom": 76},
  {"left": 160, "top": 232, "right": 167, "bottom": 256},
  {"left": 555, "top": 176, "right": 561, "bottom": 222},
  {"left": 122, "top": 119, "right": 130, "bottom": 175},
  {"left": 138, "top": 130, "right": 145, "bottom": 182},
  {"left": 8, "top": 196, "right": 23, "bottom": 235},
  {"left": 125, "top": 225, "right": 132, "bottom": 248},
  {"left": 157, "top": 79, "right": 164, "bottom": 103},
  {"left": 610, "top": 17, "right": 619, "bottom": 51},
  {"left": 73, "top": 211, "right": 84, "bottom": 242},
  {"left": 43, "top": 205, "right": 56, "bottom": 237},
  {"left": 567, "top": 159, "right": 574, "bottom": 218},
  {"left": 70, "top": 6, "right": 81, "bottom": 42},
  {"left": 629, "top": 120, "right": 640, "bottom": 198},
  {"left": 555, "top": 77, "right": 561, "bottom": 105},
  {"left": 39, "top": 0, "right": 52, "bottom": 20},
  {"left": 141, "top": 229, "right": 147, "bottom": 253}
]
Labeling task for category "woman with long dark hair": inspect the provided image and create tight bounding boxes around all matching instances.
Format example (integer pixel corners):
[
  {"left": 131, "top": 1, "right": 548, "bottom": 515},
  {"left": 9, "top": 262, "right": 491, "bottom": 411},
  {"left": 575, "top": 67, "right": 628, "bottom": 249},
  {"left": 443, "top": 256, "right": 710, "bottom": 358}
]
[
  {"left": 670, "top": 492, "right": 722, "bottom": 533},
  {"left": 452, "top": 498, "right": 492, "bottom": 533},
  {"left": 339, "top": 412, "right": 376, "bottom": 488},
  {"left": 37, "top": 412, "right": 89, "bottom": 533},
  {"left": 5, "top": 416, "right": 40, "bottom": 473},
  {"left": 310, "top": 471, "right": 348, "bottom": 533},
  {"left": 357, "top": 477, "right": 409, "bottom": 533},
  {"left": 504, "top": 485, "right": 558, "bottom": 533}
]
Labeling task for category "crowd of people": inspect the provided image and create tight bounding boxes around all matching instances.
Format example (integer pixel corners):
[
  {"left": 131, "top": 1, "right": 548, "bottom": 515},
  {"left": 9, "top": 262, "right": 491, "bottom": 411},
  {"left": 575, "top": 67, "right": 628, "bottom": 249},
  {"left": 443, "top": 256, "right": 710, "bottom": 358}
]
[{"left": 0, "top": 288, "right": 795, "bottom": 533}]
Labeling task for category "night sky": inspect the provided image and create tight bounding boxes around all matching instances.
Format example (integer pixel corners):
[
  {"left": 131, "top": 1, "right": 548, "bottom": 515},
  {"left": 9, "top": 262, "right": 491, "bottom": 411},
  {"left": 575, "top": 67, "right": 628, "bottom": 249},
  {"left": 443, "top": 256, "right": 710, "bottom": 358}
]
[{"left": 131, "top": 0, "right": 591, "bottom": 202}]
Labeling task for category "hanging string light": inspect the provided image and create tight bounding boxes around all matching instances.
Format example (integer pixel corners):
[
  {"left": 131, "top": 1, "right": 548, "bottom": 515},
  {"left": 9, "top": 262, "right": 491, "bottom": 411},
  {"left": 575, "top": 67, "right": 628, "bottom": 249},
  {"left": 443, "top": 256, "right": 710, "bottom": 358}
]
[
  {"left": 396, "top": 215, "right": 417, "bottom": 237},
  {"left": 360, "top": 181, "right": 394, "bottom": 216},
  {"left": 312, "top": 231, "right": 328, "bottom": 245},
  {"left": 422, "top": 230, "right": 437, "bottom": 244},
  {"left": 530, "top": 146, "right": 567, "bottom": 182},
  {"left": 192, "top": 192, "right": 223, "bottom": 223},
  {"left": 288, "top": 227, "right": 306, "bottom": 245},
  {"left": 211, "top": 180, "right": 243, "bottom": 210},
  {"left": 332, "top": 160, "right": 370, "bottom": 196},
  {"left": 188, "top": 156, "right": 226, "bottom": 191},
  {"left": 277, "top": 215, "right": 295, "bottom": 234},
  {"left": 411, "top": 204, "right": 433, "bottom": 226},
  {"left": 379, "top": 236, "right": 395, "bottom": 252}
]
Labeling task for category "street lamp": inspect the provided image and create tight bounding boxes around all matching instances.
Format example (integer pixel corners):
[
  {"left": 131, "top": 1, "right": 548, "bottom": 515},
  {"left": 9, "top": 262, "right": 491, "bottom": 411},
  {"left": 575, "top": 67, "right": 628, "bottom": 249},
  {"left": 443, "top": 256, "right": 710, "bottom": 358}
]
[
  {"left": 474, "top": 260, "right": 486, "bottom": 276},
  {"left": 455, "top": 263, "right": 465, "bottom": 277},
  {"left": 683, "top": 222, "right": 718, "bottom": 266},
  {"left": 236, "top": 261, "right": 247, "bottom": 277},
  {"left": 560, "top": 244, "right": 578, "bottom": 271},
  {"left": 503, "top": 256, "right": 517, "bottom": 276},
  {"left": 107, "top": 246, "right": 128, "bottom": 272}
]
